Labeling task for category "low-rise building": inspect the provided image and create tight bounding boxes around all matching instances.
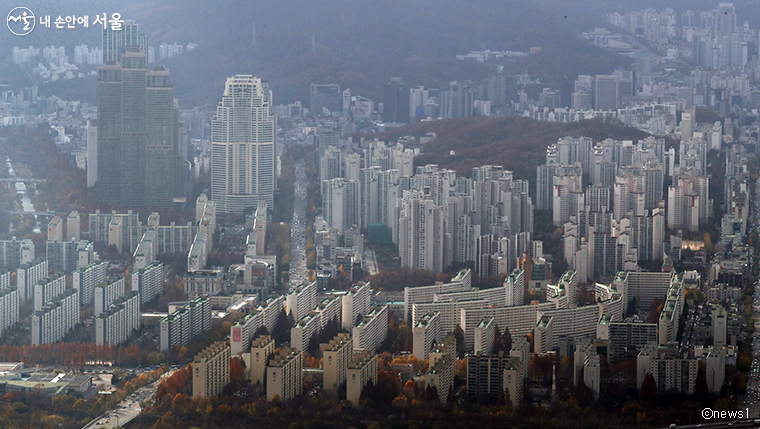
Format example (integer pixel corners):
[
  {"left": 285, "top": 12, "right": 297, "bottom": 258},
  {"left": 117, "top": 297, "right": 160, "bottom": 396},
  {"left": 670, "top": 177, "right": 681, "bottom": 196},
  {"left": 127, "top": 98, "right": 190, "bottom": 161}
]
[{"left": 184, "top": 269, "right": 224, "bottom": 300}]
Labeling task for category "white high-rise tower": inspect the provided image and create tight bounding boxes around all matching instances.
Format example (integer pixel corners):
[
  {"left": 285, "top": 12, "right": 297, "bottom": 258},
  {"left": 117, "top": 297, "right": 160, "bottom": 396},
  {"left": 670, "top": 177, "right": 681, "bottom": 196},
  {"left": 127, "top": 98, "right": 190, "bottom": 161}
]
[{"left": 211, "top": 75, "right": 275, "bottom": 214}]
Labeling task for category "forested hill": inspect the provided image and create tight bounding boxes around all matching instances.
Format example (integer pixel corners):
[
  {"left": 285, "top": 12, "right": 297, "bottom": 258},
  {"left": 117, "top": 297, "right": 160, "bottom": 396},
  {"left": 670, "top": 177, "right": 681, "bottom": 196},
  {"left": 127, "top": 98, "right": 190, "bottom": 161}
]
[{"left": 377, "top": 116, "right": 667, "bottom": 181}]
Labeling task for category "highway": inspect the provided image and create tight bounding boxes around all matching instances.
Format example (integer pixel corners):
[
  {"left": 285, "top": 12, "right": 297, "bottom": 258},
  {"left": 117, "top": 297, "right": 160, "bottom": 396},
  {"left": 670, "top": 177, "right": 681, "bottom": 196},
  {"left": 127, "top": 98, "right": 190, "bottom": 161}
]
[{"left": 288, "top": 158, "right": 308, "bottom": 289}]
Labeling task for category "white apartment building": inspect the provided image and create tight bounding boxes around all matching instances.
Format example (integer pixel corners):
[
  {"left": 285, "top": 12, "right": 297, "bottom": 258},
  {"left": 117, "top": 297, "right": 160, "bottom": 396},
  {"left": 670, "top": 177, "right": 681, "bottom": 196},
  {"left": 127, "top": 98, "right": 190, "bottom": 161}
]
[
  {"left": 0, "top": 287, "right": 19, "bottom": 336},
  {"left": 342, "top": 281, "right": 372, "bottom": 330},
  {"left": 403, "top": 269, "right": 471, "bottom": 321},
  {"left": 230, "top": 310, "right": 264, "bottom": 355},
  {"left": 16, "top": 259, "right": 47, "bottom": 303},
  {"left": 286, "top": 281, "right": 317, "bottom": 321},
  {"left": 412, "top": 311, "right": 441, "bottom": 360},
  {"left": 322, "top": 333, "right": 352, "bottom": 394},
  {"left": 33, "top": 275, "right": 66, "bottom": 312},
  {"left": 95, "top": 291, "right": 140, "bottom": 346},
  {"left": 352, "top": 305, "right": 389, "bottom": 352},
  {"left": 73, "top": 260, "right": 107, "bottom": 306},
  {"left": 267, "top": 348, "right": 303, "bottom": 401},
  {"left": 473, "top": 316, "right": 496, "bottom": 355},
  {"left": 94, "top": 278, "right": 125, "bottom": 317},
  {"left": 346, "top": 349, "right": 378, "bottom": 405},
  {"left": 159, "top": 295, "right": 211, "bottom": 351},
  {"left": 192, "top": 341, "right": 231, "bottom": 398},
  {"left": 31, "top": 288, "right": 79, "bottom": 345},
  {"left": 132, "top": 262, "right": 163, "bottom": 305},
  {"left": 249, "top": 335, "right": 275, "bottom": 386}
]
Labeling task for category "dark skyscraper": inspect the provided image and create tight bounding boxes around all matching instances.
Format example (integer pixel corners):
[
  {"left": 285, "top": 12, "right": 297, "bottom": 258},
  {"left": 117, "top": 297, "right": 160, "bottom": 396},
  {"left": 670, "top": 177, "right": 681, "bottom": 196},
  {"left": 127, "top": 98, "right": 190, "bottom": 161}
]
[
  {"left": 382, "top": 77, "right": 410, "bottom": 124},
  {"left": 309, "top": 83, "right": 342, "bottom": 114},
  {"left": 102, "top": 20, "right": 148, "bottom": 64},
  {"left": 95, "top": 49, "right": 183, "bottom": 208}
]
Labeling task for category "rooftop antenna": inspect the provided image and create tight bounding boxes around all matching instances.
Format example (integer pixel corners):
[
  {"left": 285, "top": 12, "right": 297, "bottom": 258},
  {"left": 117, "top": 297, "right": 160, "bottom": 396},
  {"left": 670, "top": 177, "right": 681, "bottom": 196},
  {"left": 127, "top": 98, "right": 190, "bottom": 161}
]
[
  {"left": 311, "top": 33, "right": 316, "bottom": 55},
  {"left": 250, "top": 22, "right": 258, "bottom": 51}
]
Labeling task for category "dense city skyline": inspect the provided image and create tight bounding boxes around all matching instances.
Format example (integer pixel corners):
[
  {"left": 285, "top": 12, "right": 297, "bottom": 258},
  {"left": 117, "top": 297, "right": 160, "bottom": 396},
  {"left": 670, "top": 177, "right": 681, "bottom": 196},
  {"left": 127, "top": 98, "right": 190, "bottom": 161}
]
[{"left": 2, "top": 1, "right": 760, "bottom": 428}]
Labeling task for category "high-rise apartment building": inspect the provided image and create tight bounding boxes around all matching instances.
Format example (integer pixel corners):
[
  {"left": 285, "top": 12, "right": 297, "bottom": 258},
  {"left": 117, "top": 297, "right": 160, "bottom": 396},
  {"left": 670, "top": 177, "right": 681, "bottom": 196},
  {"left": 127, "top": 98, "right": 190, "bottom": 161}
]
[
  {"left": 322, "top": 333, "right": 352, "bottom": 394},
  {"left": 398, "top": 190, "right": 444, "bottom": 272},
  {"left": 0, "top": 287, "right": 19, "bottom": 337},
  {"left": 16, "top": 259, "right": 47, "bottom": 303},
  {"left": 346, "top": 349, "right": 378, "bottom": 405},
  {"left": 159, "top": 295, "right": 211, "bottom": 351},
  {"left": 73, "top": 260, "right": 107, "bottom": 306},
  {"left": 46, "top": 240, "right": 78, "bottom": 274},
  {"left": 211, "top": 75, "right": 275, "bottom": 214},
  {"left": 267, "top": 348, "right": 303, "bottom": 401},
  {"left": 250, "top": 335, "right": 275, "bottom": 386},
  {"left": 95, "top": 291, "right": 140, "bottom": 346},
  {"left": 67, "top": 211, "right": 81, "bottom": 241},
  {"left": 192, "top": 341, "right": 231, "bottom": 398},
  {"left": 94, "top": 278, "right": 126, "bottom": 317},
  {"left": 31, "top": 289, "right": 79, "bottom": 345}
]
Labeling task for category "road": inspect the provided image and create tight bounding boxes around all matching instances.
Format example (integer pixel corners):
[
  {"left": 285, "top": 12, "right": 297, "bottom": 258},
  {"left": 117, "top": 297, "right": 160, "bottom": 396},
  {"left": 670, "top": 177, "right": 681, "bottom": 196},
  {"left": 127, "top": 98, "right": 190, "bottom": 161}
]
[
  {"left": 83, "top": 370, "right": 175, "bottom": 429},
  {"left": 288, "top": 159, "right": 308, "bottom": 288}
]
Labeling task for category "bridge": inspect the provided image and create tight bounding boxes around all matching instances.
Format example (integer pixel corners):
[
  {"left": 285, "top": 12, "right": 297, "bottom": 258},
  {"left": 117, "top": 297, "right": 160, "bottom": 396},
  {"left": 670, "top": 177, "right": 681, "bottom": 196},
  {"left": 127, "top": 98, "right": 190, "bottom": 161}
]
[
  {"left": 5, "top": 211, "right": 57, "bottom": 216},
  {"left": 0, "top": 178, "right": 47, "bottom": 183}
]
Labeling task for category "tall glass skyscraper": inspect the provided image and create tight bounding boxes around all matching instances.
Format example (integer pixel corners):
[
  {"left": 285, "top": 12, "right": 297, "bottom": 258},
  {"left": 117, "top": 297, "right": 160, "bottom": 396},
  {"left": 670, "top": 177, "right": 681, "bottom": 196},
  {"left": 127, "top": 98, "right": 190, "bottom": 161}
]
[
  {"left": 95, "top": 48, "right": 184, "bottom": 208},
  {"left": 211, "top": 75, "right": 275, "bottom": 214}
]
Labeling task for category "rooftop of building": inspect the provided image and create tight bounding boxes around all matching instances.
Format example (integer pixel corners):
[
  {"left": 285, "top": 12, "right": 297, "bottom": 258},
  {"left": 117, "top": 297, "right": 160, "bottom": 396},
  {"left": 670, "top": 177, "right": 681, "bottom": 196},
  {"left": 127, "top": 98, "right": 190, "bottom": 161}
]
[
  {"left": 348, "top": 281, "right": 370, "bottom": 294},
  {"left": 269, "top": 348, "right": 301, "bottom": 367},
  {"left": 477, "top": 317, "right": 494, "bottom": 329},
  {"left": 428, "top": 354, "right": 453, "bottom": 374},
  {"left": 184, "top": 269, "right": 223, "bottom": 278},
  {"left": 598, "top": 313, "right": 612, "bottom": 325},
  {"left": 251, "top": 335, "right": 274, "bottom": 348},
  {"left": 296, "top": 313, "right": 317, "bottom": 328},
  {"left": 290, "top": 281, "right": 316, "bottom": 295},
  {"left": 27, "top": 373, "right": 91, "bottom": 386},
  {"left": 0, "top": 363, "right": 23, "bottom": 372},
  {"left": 537, "top": 315, "right": 552, "bottom": 328},
  {"left": 316, "top": 297, "right": 339, "bottom": 310},
  {"left": 323, "top": 333, "right": 351, "bottom": 352},
  {"left": 416, "top": 311, "right": 438, "bottom": 328},
  {"left": 431, "top": 335, "right": 456, "bottom": 354},
  {"left": 194, "top": 341, "right": 229, "bottom": 362},
  {"left": 357, "top": 305, "right": 387, "bottom": 328},
  {"left": 348, "top": 350, "right": 375, "bottom": 369}
]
